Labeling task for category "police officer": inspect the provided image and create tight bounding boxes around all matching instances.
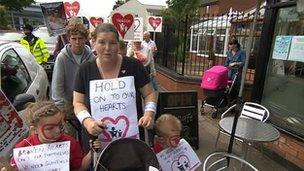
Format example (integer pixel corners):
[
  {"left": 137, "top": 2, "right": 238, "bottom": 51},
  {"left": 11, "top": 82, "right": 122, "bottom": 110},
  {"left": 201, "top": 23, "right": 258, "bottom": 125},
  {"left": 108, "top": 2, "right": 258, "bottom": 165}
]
[{"left": 20, "top": 24, "right": 50, "bottom": 64}]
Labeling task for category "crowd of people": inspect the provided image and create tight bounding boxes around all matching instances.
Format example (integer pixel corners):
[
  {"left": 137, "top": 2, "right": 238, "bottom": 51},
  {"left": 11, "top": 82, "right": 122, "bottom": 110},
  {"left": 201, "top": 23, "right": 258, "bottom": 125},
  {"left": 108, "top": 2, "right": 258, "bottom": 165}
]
[
  {"left": 0, "top": 18, "right": 188, "bottom": 170},
  {"left": 4, "top": 15, "right": 245, "bottom": 170}
]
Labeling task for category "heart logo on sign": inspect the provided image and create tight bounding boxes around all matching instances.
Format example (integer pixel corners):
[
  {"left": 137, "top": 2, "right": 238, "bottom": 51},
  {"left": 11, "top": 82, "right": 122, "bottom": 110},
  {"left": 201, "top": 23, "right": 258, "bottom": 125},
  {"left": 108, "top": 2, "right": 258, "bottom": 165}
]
[
  {"left": 134, "top": 18, "right": 140, "bottom": 31},
  {"left": 64, "top": 1, "right": 80, "bottom": 17},
  {"left": 101, "top": 115, "right": 129, "bottom": 142},
  {"left": 112, "top": 13, "right": 134, "bottom": 38},
  {"left": 148, "top": 17, "right": 162, "bottom": 30},
  {"left": 171, "top": 155, "right": 191, "bottom": 171},
  {"left": 90, "top": 17, "right": 104, "bottom": 27}
]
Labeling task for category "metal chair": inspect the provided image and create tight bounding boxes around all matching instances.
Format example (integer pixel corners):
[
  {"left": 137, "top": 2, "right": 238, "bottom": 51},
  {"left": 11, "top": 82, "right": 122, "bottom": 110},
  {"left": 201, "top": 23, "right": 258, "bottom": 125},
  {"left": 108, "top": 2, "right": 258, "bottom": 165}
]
[
  {"left": 203, "top": 152, "right": 259, "bottom": 171},
  {"left": 215, "top": 102, "right": 270, "bottom": 148}
]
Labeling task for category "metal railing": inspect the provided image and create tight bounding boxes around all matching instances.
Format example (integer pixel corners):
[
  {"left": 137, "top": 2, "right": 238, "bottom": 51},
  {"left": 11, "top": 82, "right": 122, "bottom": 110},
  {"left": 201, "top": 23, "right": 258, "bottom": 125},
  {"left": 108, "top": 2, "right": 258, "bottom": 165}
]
[{"left": 155, "top": 8, "right": 264, "bottom": 83}]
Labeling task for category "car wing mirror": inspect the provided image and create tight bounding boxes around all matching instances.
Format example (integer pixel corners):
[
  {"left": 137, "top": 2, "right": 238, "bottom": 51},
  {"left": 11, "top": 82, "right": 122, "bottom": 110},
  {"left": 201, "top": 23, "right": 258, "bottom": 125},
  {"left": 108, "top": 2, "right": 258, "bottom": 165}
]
[{"left": 13, "top": 93, "right": 35, "bottom": 111}]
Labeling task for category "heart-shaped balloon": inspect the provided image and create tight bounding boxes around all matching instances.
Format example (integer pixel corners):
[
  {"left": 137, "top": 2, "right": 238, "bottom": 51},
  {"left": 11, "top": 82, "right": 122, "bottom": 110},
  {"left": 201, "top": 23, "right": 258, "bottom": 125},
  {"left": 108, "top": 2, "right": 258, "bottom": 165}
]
[
  {"left": 100, "top": 115, "right": 129, "bottom": 142},
  {"left": 171, "top": 155, "right": 191, "bottom": 171},
  {"left": 148, "top": 17, "right": 162, "bottom": 30},
  {"left": 64, "top": 1, "right": 80, "bottom": 18},
  {"left": 112, "top": 13, "right": 134, "bottom": 38},
  {"left": 90, "top": 17, "right": 104, "bottom": 27}
]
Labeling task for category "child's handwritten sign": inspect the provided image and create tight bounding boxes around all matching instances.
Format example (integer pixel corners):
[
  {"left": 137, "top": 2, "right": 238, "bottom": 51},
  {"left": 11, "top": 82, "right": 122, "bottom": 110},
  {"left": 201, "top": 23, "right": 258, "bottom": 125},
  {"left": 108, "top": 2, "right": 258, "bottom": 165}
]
[
  {"left": 89, "top": 76, "right": 139, "bottom": 144},
  {"left": 13, "top": 141, "right": 70, "bottom": 171},
  {"left": 156, "top": 139, "right": 201, "bottom": 171},
  {"left": 0, "top": 90, "right": 28, "bottom": 157}
]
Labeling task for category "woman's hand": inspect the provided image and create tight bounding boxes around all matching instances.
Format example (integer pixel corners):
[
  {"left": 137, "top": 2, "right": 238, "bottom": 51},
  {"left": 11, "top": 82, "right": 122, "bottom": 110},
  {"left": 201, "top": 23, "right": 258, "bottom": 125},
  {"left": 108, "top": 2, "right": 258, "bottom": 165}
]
[
  {"left": 138, "top": 111, "right": 155, "bottom": 129},
  {"left": 90, "top": 139, "right": 102, "bottom": 150},
  {"left": 83, "top": 118, "right": 107, "bottom": 136}
]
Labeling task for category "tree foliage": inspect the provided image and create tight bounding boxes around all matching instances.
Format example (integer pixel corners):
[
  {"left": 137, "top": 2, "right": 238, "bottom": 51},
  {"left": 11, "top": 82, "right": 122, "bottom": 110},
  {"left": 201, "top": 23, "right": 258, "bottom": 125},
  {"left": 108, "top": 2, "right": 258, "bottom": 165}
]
[
  {"left": 0, "top": 0, "right": 34, "bottom": 11},
  {"left": 113, "top": 0, "right": 125, "bottom": 10},
  {"left": 0, "top": 6, "right": 9, "bottom": 29},
  {"left": 164, "top": 0, "right": 200, "bottom": 21}
]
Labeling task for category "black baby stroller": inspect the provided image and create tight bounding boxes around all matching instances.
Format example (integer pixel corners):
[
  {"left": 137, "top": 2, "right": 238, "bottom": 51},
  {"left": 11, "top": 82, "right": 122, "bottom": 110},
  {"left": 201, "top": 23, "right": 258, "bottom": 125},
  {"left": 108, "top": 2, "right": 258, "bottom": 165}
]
[
  {"left": 94, "top": 138, "right": 160, "bottom": 171},
  {"left": 200, "top": 65, "right": 239, "bottom": 118}
]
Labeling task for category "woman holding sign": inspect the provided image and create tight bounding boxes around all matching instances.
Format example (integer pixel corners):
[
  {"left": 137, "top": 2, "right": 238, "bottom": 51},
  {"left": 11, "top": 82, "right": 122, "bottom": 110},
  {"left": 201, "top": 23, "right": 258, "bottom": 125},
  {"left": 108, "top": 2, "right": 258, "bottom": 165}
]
[{"left": 73, "top": 23, "right": 157, "bottom": 144}]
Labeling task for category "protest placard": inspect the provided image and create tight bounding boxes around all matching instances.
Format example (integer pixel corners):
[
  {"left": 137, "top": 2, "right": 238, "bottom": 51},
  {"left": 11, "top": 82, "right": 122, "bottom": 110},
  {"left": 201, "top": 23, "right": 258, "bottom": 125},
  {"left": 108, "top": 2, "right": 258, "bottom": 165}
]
[
  {"left": 0, "top": 90, "right": 28, "bottom": 158},
  {"left": 13, "top": 141, "right": 70, "bottom": 171},
  {"left": 89, "top": 76, "right": 139, "bottom": 145},
  {"left": 147, "top": 16, "right": 162, "bottom": 32},
  {"left": 134, "top": 17, "right": 143, "bottom": 41},
  {"left": 90, "top": 17, "right": 104, "bottom": 28},
  {"left": 64, "top": 1, "right": 80, "bottom": 18},
  {"left": 40, "top": 2, "right": 67, "bottom": 36},
  {"left": 111, "top": 12, "right": 135, "bottom": 41},
  {"left": 156, "top": 139, "right": 201, "bottom": 171}
]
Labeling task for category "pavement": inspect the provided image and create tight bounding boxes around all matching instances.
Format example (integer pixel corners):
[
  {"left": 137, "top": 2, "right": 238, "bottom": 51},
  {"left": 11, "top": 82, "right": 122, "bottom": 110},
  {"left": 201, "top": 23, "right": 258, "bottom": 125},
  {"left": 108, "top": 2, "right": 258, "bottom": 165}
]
[{"left": 194, "top": 101, "right": 291, "bottom": 171}]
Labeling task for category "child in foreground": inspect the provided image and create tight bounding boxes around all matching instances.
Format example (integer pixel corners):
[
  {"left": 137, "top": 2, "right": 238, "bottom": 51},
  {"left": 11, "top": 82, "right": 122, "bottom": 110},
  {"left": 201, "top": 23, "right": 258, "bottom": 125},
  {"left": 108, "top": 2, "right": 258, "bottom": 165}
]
[
  {"left": 11, "top": 101, "right": 101, "bottom": 170},
  {"left": 153, "top": 114, "right": 182, "bottom": 153}
]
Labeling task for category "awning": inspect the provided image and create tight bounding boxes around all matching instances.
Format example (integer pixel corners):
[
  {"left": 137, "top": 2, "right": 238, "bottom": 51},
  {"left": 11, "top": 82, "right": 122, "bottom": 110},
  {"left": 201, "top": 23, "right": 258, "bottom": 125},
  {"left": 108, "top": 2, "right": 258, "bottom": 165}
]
[{"left": 218, "top": 0, "right": 266, "bottom": 13}]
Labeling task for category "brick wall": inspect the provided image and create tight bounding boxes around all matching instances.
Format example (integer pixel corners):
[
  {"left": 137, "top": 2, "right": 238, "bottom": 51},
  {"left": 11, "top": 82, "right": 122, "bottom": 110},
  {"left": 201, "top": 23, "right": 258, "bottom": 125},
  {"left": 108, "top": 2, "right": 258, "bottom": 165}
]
[{"left": 264, "top": 132, "right": 304, "bottom": 169}]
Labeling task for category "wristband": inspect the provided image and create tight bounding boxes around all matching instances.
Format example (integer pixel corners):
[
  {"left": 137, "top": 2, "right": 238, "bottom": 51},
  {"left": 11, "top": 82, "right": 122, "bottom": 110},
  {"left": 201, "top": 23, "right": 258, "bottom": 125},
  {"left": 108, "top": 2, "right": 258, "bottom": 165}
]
[
  {"left": 144, "top": 102, "right": 157, "bottom": 113},
  {"left": 76, "top": 110, "right": 91, "bottom": 124}
]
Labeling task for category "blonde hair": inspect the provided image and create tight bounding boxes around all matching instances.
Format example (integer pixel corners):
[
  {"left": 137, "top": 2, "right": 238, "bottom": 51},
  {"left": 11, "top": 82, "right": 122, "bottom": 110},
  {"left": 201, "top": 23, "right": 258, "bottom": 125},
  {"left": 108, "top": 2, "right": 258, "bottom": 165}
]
[
  {"left": 155, "top": 114, "right": 182, "bottom": 137},
  {"left": 24, "top": 101, "right": 62, "bottom": 127}
]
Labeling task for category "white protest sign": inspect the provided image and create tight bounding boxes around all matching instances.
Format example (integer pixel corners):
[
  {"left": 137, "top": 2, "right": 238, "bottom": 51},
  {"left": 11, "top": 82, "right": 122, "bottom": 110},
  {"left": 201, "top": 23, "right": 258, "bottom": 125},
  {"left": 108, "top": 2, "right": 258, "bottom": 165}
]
[
  {"left": 63, "top": 0, "right": 81, "bottom": 18},
  {"left": 13, "top": 141, "right": 70, "bottom": 171},
  {"left": 0, "top": 90, "right": 28, "bottom": 157},
  {"left": 111, "top": 12, "right": 135, "bottom": 41},
  {"left": 156, "top": 139, "right": 201, "bottom": 171},
  {"left": 288, "top": 36, "right": 304, "bottom": 62},
  {"left": 90, "top": 16, "right": 104, "bottom": 28},
  {"left": 89, "top": 76, "right": 139, "bottom": 144},
  {"left": 272, "top": 36, "right": 292, "bottom": 60},
  {"left": 134, "top": 17, "right": 143, "bottom": 41},
  {"left": 147, "top": 16, "right": 162, "bottom": 32}
]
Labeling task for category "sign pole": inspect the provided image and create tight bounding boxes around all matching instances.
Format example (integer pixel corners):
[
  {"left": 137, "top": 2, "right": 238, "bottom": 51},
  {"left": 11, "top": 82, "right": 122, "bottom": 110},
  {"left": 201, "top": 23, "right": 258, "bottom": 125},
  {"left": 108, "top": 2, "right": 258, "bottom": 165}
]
[{"left": 227, "top": 0, "right": 262, "bottom": 155}]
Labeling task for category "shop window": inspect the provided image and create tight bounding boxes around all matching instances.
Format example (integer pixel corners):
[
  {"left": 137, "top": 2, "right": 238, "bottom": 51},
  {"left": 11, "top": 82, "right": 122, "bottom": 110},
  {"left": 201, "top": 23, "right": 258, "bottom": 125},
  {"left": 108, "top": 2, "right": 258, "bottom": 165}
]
[{"left": 262, "top": 6, "right": 304, "bottom": 138}]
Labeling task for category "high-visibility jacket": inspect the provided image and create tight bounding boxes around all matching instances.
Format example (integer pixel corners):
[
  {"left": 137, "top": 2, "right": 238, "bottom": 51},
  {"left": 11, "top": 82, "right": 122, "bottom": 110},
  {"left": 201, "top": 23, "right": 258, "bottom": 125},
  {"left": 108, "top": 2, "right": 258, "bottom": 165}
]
[{"left": 20, "top": 37, "right": 50, "bottom": 64}]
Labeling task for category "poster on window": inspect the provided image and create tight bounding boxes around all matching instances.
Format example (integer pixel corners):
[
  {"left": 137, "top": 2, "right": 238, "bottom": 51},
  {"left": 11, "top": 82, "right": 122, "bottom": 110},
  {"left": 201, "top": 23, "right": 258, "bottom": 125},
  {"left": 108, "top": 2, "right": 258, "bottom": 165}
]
[
  {"left": 134, "top": 17, "right": 143, "bottom": 41},
  {"left": 272, "top": 36, "right": 292, "bottom": 60},
  {"left": 0, "top": 90, "right": 28, "bottom": 157},
  {"left": 288, "top": 36, "right": 304, "bottom": 62},
  {"left": 147, "top": 16, "right": 162, "bottom": 32},
  {"left": 156, "top": 139, "right": 201, "bottom": 171},
  {"left": 111, "top": 12, "right": 135, "bottom": 41},
  {"left": 89, "top": 76, "right": 139, "bottom": 148},
  {"left": 40, "top": 2, "right": 68, "bottom": 36}
]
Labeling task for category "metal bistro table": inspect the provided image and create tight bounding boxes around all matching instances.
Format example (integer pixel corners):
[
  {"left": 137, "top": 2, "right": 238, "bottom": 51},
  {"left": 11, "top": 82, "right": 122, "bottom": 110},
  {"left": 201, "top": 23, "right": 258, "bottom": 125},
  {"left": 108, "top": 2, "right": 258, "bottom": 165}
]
[{"left": 219, "top": 117, "right": 280, "bottom": 159}]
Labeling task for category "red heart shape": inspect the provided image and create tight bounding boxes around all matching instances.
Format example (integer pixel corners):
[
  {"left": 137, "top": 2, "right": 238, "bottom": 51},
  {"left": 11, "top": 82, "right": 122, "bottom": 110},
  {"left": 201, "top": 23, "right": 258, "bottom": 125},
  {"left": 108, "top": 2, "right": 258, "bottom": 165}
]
[
  {"left": 112, "top": 13, "right": 134, "bottom": 38},
  {"left": 64, "top": 1, "right": 80, "bottom": 18},
  {"left": 101, "top": 115, "right": 129, "bottom": 142},
  {"left": 90, "top": 17, "right": 104, "bottom": 27},
  {"left": 148, "top": 17, "right": 162, "bottom": 30},
  {"left": 171, "top": 155, "right": 191, "bottom": 171}
]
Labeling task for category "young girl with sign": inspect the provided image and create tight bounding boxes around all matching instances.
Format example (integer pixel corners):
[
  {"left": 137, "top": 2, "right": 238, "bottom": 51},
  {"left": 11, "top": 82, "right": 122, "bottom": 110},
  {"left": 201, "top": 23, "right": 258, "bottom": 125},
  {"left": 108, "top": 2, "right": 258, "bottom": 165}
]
[
  {"left": 10, "top": 101, "right": 101, "bottom": 170},
  {"left": 153, "top": 114, "right": 182, "bottom": 153},
  {"left": 73, "top": 23, "right": 157, "bottom": 147}
]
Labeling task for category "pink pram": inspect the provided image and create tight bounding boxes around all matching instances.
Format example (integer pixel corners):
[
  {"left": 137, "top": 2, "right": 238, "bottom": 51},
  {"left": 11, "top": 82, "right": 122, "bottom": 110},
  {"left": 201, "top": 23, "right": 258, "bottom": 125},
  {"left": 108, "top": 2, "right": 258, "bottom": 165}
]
[{"left": 200, "top": 65, "right": 238, "bottom": 118}]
